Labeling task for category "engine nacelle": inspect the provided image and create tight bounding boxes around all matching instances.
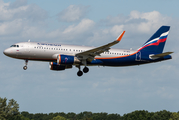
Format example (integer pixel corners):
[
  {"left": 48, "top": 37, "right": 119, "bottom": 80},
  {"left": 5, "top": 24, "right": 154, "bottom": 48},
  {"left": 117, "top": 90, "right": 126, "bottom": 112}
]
[
  {"left": 49, "top": 62, "right": 72, "bottom": 71},
  {"left": 57, "top": 55, "right": 80, "bottom": 65}
]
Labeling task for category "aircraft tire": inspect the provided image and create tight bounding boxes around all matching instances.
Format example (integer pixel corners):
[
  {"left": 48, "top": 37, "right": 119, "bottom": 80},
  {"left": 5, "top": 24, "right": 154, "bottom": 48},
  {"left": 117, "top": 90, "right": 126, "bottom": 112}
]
[
  {"left": 83, "top": 67, "right": 89, "bottom": 73},
  {"left": 23, "top": 66, "right": 27, "bottom": 70},
  {"left": 77, "top": 70, "right": 83, "bottom": 76}
]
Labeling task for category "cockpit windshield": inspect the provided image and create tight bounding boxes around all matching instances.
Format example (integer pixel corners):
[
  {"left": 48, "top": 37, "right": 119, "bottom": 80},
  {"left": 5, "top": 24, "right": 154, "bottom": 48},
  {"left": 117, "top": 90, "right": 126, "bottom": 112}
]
[{"left": 10, "top": 45, "right": 19, "bottom": 47}]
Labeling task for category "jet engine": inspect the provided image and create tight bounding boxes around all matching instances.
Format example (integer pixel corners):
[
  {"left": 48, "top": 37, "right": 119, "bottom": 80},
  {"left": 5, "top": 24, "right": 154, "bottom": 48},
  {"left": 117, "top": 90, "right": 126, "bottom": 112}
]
[
  {"left": 57, "top": 55, "right": 80, "bottom": 65},
  {"left": 49, "top": 62, "right": 72, "bottom": 71}
]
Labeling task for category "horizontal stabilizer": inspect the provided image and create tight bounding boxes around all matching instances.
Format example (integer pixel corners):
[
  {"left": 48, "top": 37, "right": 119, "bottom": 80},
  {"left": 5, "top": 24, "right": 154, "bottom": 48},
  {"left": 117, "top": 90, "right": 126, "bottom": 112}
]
[{"left": 150, "top": 52, "right": 173, "bottom": 59}]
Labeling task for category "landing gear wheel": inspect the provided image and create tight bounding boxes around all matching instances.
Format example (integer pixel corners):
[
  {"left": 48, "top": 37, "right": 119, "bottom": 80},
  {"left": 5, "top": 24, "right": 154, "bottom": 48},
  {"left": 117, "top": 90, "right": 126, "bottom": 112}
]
[
  {"left": 77, "top": 70, "right": 83, "bottom": 77},
  {"left": 23, "top": 59, "right": 28, "bottom": 70},
  {"left": 23, "top": 66, "right": 27, "bottom": 70},
  {"left": 83, "top": 67, "right": 89, "bottom": 73}
]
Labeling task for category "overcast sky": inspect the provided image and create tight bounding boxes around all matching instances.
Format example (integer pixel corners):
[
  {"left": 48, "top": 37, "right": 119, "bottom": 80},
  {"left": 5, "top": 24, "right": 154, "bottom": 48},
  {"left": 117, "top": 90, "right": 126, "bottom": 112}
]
[{"left": 1, "top": 0, "right": 179, "bottom": 115}]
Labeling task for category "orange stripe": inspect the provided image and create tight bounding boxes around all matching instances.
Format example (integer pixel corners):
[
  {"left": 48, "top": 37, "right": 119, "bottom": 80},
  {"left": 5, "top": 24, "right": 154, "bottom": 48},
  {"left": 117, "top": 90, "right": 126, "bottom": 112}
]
[
  {"left": 51, "top": 62, "right": 53, "bottom": 70},
  {"left": 58, "top": 55, "right": 61, "bottom": 64}
]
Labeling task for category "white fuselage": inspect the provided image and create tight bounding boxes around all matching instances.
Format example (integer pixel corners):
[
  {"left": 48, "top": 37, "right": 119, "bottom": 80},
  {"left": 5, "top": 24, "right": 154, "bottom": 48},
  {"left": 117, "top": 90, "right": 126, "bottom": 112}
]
[{"left": 4, "top": 42, "right": 136, "bottom": 63}]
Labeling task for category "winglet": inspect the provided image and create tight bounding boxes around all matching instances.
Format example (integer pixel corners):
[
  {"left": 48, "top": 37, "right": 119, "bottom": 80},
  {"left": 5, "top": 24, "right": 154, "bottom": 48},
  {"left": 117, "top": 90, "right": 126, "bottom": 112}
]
[{"left": 116, "top": 31, "right": 125, "bottom": 41}]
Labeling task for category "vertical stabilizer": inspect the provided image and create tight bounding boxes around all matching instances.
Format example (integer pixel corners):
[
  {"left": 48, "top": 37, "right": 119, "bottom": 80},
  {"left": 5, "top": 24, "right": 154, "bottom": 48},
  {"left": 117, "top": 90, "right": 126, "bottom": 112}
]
[{"left": 138, "top": 26, "right": 170, "bottom": 53}]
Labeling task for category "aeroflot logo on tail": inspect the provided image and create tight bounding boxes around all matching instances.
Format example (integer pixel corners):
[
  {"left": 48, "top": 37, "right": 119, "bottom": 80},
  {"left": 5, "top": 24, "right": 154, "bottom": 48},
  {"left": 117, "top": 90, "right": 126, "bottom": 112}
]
[{"left": 37, "top": 43, "right": 61, "bottom": 46}]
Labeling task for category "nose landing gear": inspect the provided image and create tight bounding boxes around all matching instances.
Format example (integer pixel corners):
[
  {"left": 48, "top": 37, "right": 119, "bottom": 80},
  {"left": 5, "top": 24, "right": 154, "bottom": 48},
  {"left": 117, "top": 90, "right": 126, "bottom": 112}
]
[{"left": 23, "top": 60, "right": 28, "bottom": 70}]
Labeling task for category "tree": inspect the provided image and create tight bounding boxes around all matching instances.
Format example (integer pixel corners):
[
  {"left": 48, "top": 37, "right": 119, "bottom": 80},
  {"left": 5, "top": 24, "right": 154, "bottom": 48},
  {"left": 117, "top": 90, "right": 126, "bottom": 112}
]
[
  {"left": 51, "top": 115, "right": 66, "bottom": 120},
  {"left": 150, "top": 110, "right": 171, "bottom": 120},
  {"left": 106, "top": 113, "right": 121, "bottom": 120},
  {"left": 66, "top": 112, "right": 76, "bottom": 119},
  {"left": 169, "top": 112, "right": 179, "bottom": 120},
  {"left": 0, "top": 97, "right": 20, "bottom": 120},
  {"left": 20, "top": 115, "right": 31, "bottom": 120},
  {"left": 123, "top": 110, "right": 150, "bottom": 120}
]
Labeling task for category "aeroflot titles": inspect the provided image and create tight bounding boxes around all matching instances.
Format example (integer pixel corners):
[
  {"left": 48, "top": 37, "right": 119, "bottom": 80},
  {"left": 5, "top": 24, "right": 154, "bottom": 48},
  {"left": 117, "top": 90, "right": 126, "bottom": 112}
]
[{"left": 37, "top": 43, "right": 61, "bottom": 46}]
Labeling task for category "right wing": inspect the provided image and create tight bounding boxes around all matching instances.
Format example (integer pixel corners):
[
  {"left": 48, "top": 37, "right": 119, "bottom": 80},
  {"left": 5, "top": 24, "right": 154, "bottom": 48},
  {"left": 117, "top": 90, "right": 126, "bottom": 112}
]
[{"left": 75, "top": 31, "right": 125, "bottom": 62}]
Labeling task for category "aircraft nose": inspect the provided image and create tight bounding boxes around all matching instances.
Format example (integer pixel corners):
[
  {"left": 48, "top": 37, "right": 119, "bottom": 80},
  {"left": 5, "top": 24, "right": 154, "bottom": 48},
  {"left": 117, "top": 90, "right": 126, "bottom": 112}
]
[{"left": 3, "top": 49, "right": 10, "bottom": 56}]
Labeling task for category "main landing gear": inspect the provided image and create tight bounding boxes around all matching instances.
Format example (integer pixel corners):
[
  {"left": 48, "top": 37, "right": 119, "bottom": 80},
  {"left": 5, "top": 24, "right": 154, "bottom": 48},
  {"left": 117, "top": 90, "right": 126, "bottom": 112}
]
[
  {"left": 77, "top": 66, "right": 89, "bottom": 77},
  {"left": 83, "top": 66, "right": 89, "bottom": 73},
  {"left": 23, "top": 59, "right": 28, "bottom": 70}
]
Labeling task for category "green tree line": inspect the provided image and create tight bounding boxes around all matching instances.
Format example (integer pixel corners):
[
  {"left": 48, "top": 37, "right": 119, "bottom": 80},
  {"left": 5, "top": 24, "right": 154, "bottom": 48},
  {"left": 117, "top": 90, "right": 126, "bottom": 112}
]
[{"left": 1, "top": 97, "right": 179, "bottom": 120}]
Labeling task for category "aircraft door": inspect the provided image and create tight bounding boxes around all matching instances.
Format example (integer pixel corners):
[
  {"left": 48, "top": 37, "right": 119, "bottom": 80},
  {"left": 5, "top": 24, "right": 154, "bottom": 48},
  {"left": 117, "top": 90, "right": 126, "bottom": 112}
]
[
  {"left": 26, "top": 43, "right": 30, "bottom": 53},
  {"left": 136, "top": 51, "right": 141, "bottom": 61}
]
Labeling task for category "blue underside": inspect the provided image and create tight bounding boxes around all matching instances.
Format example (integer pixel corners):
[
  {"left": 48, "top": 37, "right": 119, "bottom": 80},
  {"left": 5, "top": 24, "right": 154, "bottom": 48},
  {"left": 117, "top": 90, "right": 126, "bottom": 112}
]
[{"left": 88, "top": 54, "right": 172, "bottom": 66}]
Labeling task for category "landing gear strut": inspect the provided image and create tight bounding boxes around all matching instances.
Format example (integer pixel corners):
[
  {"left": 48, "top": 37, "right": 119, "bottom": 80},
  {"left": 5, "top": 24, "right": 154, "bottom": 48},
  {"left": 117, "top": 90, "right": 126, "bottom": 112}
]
[
  {"left": 23, "top": 59, "right": 28, "bottom": 70},
  {"left": 76, "top": 60, "right": 90, "bottom": 76}
]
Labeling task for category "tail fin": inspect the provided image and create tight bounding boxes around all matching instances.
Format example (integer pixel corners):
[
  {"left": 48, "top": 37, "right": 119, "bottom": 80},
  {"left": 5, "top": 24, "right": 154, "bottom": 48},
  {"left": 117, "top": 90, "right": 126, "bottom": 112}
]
[{"left": 138, "top": 26, "right": 170, "bottom": 53}]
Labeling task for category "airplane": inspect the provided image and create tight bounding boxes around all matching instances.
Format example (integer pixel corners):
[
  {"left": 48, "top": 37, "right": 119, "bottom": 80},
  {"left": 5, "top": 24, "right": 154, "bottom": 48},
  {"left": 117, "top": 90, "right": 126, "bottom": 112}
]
[{"left": 3, "top": 26, "right": 173, "bottom": 76}]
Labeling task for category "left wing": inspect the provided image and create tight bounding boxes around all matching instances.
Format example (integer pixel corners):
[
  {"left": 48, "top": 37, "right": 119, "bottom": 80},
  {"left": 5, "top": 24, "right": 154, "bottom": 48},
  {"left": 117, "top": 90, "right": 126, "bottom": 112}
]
[{"left": 75, "top": 31, "right": 125, "bottom": 62}]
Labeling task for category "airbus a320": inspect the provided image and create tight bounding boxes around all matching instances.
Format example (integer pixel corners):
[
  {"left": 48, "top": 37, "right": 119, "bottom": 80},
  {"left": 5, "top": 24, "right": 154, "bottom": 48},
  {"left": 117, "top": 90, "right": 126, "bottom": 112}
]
[{"left": 3, "top": 26, "right": 173, "bottom": 76}]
